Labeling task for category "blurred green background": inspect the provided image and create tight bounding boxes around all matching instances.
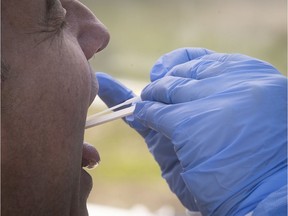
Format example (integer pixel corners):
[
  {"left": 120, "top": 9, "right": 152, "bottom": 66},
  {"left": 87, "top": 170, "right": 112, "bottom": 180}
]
[{"left": 83, "top": 0, "right": 287, "bottom": 214}]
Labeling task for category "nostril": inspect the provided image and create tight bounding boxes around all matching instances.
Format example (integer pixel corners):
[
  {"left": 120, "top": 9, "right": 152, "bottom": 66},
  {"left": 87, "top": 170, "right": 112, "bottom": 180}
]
[
  {"left": 78, "top": 21, "right": 110, "bottom": 60},
  {"left": 62, "top": 0, "right": 110, "bottom": 60},
  {"left": 96, "top": 29, "right": 110, "bottom": 53}
]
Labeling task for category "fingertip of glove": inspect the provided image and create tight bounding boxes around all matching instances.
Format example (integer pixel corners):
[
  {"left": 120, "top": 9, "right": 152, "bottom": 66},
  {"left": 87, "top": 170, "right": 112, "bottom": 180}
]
[
  {"left": 95, "top": 72, "right": 136, "bottom": 107},
  {"left": 95, "top": 72, "right": 107, "bottom": 77},
  {"left": 95, "top": 72, "right": 114, "bottom": 83},
  {"left": 184, "top": 47, "right": 215, "bottom": 60},
  {"left": 150, "top": 62, "right": 168, "bottom": 82},
  {"left": 95, "top": 72, "right": 118, "bottom": 96}
]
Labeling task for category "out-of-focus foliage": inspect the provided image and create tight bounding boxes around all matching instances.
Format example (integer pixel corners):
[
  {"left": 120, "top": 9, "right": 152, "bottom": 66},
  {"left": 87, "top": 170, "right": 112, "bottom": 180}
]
[
  {"left": 83, "top": 0, "right": 287, "bottom": 213},
  {"left": 84, "top": 0, "right": 286, "bottom": 80}
]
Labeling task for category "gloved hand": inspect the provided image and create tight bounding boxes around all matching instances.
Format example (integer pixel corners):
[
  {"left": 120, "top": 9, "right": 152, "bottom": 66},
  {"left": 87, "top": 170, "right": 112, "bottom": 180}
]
[{"left": 96, "top": 48, "right": 287, "bottom": 216}]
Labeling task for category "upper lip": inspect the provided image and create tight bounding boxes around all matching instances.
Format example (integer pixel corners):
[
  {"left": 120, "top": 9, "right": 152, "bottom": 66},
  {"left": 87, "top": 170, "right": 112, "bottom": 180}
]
[{"left": 88, "top": 65, "right": 98, "bottom": 106}]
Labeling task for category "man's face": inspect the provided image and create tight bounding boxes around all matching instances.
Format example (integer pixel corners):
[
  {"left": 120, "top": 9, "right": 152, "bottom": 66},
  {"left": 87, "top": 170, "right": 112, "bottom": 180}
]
[{"left": 1, "top": 0, "right": 109, "bottom": 215}]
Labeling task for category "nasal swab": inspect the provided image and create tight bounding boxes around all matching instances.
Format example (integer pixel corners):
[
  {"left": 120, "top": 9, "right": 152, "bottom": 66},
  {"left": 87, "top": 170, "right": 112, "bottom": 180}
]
[{"left": 85, "top": 96, "right": 141, "bottom": 129}]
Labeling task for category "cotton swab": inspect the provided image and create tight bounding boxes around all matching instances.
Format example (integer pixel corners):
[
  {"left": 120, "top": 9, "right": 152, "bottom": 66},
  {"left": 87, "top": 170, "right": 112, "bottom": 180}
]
[{"left": 85, "top": 96, "right": 141, "bottom": 129}]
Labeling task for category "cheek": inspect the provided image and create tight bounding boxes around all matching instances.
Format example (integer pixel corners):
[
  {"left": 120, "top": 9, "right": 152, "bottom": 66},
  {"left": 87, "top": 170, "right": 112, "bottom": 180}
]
[
  {"left": 53, "top": 42, "right": 93, "bottom": 112},
  {"left": 28, "top": 38, "right": 94, "bottom": 131},
  {"left": 3, "top": 31, "right": 94, "bottom": 137},
  {"left": 60, "top": 59, "right": 91, "bottom": 105}
]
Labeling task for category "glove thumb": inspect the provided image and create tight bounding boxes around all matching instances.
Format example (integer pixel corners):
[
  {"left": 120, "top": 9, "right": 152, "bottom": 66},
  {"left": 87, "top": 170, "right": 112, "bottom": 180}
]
[
  {"left": 96, "top": 72, "right": 149, "bottom": 136},
  {"left": 96, "top": 72, "right": 135, "bottom": 108}
]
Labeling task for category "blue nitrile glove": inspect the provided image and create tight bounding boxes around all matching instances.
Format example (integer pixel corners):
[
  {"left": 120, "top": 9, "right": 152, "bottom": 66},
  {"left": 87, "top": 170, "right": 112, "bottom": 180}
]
[
  {"left": 96, "top": 47, "right": 287, "bottom": 215},
  {"left": 96, "top": 73, "right": 135, "bottom": 108},
  {"left": 132, "top": 48, "right": 287, "bottom": 216}
]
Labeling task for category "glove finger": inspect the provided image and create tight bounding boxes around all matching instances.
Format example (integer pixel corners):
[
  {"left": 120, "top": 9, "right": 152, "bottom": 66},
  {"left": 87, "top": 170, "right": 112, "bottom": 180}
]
[
  {"left": 141, "top": 75, "right": 235, "bottom": 103},
  {"left": 134, "top": 101, "right": 189, "bottom": 140},
  {"left": 144, "top": 53, "right": 282, "bottom": 104},
  {"left": 166, "top": 53, "right": 279, "bottom": 79},
  {"left": 150, "top": 47, "right": 214, "bottom": 82},
  {"left": 96, "top": 72, "right": 135, "bottom": 108}
]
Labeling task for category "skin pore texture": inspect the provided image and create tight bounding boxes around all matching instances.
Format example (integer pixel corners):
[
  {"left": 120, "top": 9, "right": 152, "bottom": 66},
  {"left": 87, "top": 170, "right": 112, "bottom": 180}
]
[{"left": 1, "top": 0, "right": 109, "bottom": 215}]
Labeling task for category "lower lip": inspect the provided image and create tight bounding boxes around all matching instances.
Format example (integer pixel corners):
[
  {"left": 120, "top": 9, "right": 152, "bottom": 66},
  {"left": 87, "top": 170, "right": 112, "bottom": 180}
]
[{"left": 81, "top": 169, "right": 93, "bottom": 194}]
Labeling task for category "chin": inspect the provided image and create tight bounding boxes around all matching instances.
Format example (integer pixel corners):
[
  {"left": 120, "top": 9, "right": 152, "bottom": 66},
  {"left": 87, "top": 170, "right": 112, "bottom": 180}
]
[{"left": 78, "top": 169, "right": 93, "bottom": 216}]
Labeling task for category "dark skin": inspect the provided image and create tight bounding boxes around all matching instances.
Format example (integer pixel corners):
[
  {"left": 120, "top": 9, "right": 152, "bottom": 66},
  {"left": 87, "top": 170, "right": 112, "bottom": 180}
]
[{"left": 1, "top": 0, "right": 109, "bottom": 215}]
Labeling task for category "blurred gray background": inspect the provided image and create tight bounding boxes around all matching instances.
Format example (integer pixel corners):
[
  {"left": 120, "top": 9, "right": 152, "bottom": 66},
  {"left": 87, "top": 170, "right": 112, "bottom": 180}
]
[{"left": 83, "top": 0, "right": 287, "bottom": 215}]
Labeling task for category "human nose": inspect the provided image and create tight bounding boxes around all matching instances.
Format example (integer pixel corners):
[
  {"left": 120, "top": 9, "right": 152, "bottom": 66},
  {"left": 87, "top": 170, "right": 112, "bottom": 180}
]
[{"left": 63, "top": 1, "right": 110, "bottom": 60}]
